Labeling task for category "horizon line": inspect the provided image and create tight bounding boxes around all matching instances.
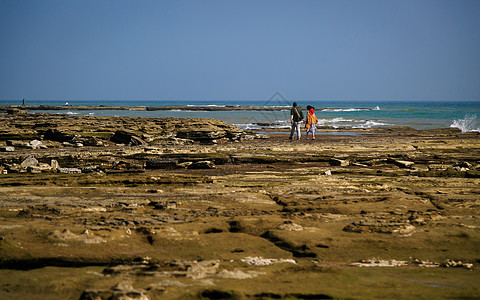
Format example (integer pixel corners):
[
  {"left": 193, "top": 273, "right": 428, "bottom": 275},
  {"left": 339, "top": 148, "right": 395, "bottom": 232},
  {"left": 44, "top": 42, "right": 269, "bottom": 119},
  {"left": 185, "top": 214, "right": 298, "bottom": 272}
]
[{"left": 1, "top": 99, "right": 480, "bottom": 102}]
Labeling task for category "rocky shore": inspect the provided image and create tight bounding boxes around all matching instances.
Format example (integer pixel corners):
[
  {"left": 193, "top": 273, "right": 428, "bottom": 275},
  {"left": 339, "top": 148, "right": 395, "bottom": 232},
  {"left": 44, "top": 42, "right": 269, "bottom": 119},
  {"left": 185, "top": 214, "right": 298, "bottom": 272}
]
[{"left": 0, "top": 110, "right": 479, "bottom": 299}]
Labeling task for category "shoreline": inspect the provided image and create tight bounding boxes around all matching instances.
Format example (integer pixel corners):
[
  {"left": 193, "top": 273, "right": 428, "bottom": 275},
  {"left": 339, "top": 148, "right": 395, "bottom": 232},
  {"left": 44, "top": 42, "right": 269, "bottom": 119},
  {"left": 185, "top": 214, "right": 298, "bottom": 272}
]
[
  {"left": 2, "top": 105, "right": 476, "bottom": 132},
  {"left": 0, "top": 104, "right": 377, "bottom": 112}
]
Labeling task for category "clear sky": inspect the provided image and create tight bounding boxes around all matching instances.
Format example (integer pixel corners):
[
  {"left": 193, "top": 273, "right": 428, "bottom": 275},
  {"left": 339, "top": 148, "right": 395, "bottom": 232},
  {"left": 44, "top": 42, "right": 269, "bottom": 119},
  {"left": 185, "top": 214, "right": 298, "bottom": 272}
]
[{"left": 1, "top": 0, "right": 479, "bottom": 101}]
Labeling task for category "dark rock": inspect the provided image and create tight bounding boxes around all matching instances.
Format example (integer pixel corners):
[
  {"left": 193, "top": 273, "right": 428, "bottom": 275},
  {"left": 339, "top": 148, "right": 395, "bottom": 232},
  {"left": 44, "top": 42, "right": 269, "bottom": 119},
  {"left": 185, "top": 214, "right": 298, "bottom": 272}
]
[
  {"left": 0, "top": 146, "right": 15, "bottom": 152},
  {"left": 110, "top": 131, "right": 146, "bottom": 146},
  {"left": 145, "top": 159, "right": 178, "bottom": 169},
  {"left": 177, "top": 129, "right": 227, "bottom": 141},
  {"left": 75, "top": 137, "right": 103, "bottom": 146},
  {"left": 465, "top": 170, "right": 480, "bottom": 178},
  {"left": 329, "top": 158, "right": 349, "bottom": 167},
  {"left": 40, "top": 129, "right": 75, "bottom": 143},
  {"left": 6, "top": 140, "right": 27, "bottom": 147},
  {"left": 6, "top": 108, "right": 27, "bottom": 115},
  {"left": 187, "top": 160, "right": 216, "bottom": 169},
  {"left": 149, "top": 201, "right": 177, "bottom": 210}
]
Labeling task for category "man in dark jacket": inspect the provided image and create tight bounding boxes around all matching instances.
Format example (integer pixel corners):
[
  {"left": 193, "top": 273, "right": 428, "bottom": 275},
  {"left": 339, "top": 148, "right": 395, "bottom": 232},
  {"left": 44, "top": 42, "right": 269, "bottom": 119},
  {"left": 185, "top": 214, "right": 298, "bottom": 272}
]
[{"left": 289, "top": 102, "right": 304, "bottom": 140}]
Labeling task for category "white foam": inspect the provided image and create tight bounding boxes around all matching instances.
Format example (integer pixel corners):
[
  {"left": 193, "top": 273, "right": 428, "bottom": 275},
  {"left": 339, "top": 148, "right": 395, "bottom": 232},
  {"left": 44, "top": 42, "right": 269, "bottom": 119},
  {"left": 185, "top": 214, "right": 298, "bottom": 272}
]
[
  {"left": 353, "top": 120, "right": 391, "bottom": 129},
  {"left": 186, "top": 104, "right": 226, "bottom": 107},
  {"left": 450, "top": 114, "right": 480, "bottom": 133},
  {"left": 322, "top": 107, "right": 377, "bottom": 112}
]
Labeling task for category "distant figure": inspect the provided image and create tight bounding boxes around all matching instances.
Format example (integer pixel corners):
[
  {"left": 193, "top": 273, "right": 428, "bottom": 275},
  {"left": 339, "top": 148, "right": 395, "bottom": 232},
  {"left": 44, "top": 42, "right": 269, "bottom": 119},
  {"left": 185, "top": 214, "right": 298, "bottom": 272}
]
[
  {"left": 305, "top": 105, "right": 318, "bottom": 140},
  {"left": 22, "top": 98, "right": 25, "bottom": 106},
  {"left": 289, "top": 102, "right": 304, "bottom": 140},
  {"left": 64, "top": 101, "right": 69, "bottom": 106}
]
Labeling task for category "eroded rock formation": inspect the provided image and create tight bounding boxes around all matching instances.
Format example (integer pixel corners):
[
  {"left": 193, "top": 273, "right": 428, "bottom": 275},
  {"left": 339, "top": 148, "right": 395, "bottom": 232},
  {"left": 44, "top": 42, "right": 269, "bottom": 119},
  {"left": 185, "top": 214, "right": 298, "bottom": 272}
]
[{"left": 0, "top": 112, "right": 479, "bottom": 299}]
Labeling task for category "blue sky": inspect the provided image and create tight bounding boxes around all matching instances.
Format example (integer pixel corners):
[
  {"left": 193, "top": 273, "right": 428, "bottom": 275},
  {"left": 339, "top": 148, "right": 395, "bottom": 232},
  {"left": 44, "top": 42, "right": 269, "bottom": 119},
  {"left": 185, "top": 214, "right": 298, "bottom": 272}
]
[{"left": 1, "top": 0, "right": 479, "bottom": 101}]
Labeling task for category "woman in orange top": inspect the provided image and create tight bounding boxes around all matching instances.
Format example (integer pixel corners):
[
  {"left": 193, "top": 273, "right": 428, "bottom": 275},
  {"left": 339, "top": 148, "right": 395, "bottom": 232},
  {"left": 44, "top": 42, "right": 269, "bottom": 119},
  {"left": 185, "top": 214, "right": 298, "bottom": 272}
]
[{"left": 305, "top": 105, "right": 318, "bottom": 140}]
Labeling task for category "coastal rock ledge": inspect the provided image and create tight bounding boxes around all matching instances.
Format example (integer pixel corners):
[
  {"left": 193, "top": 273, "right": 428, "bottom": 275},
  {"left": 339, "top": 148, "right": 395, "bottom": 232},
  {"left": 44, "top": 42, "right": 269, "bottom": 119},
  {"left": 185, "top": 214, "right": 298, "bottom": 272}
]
[
  {"left": 0, "top": 113, "right": 249, "bottom": 146},
  {"left": 0, "top": 112, "right": 479, "bottom": 300}
]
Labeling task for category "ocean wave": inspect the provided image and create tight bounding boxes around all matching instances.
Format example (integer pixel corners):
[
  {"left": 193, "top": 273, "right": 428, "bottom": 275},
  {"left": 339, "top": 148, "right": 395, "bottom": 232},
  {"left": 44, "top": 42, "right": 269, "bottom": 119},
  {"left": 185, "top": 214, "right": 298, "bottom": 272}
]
[
  {"left": 321, "top": 106, "right": 379, "bottom": 112},
  {"left": 315, "top": 118, "right": 350, "bottom": 129},
  {"left": 186, "top": 104, "right": 226, "bottom": 107},
  {"left": 237, "top": 117, "right": 391, "bottom": 130},
  {"left": 450, "top": 114, "right": 480, "bottom": 133},
  {"left": 353, "top": 120, "right": 391, "bottom": 129},
  {"left": 322, "top": 108, "right": 363, "bottom": 112}
]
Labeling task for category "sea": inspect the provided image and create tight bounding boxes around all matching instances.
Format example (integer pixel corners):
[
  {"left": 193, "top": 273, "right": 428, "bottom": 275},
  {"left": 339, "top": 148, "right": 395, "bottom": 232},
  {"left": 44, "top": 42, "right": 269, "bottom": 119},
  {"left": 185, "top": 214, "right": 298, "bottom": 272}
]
[{"left": 1, "top": 99, "right": 480, "bottom": 133}]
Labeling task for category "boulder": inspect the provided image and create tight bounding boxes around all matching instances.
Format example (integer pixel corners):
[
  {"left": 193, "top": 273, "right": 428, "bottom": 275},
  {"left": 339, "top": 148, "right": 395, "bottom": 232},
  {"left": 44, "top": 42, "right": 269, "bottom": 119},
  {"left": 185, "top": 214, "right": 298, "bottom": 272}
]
[
  {"left": 145, "top": 159, "right": 178, "bottom": 169},
  {"left": 187, "top": 160, "right": 216, "bottom": 169},
  {"left": 27, "top": 140, "right": 46, "bottom": 149},
  {"left": 177, "top": 161, "right": 193, "bottom": 168},
  {"left": 33, "top": 163, "right": 53, "bottom": 173},
  {"left": 388, "top": 158, "right": 414, "bottom": 168},
  {"left": 0, "top": 146, "right": 15, "bottom": 152},
  {"left": 395, "top": 160, "right": 415, "bottom": 168},
  {"left": 329, "top": 158, "right": 349, "bottom": 167},
  {"left": 20, "top": 155, "right": 38, "bottom": 169},
  {"left": 76, "top": 136, "right": 103, "bottom": 146},
  {"left": 41, "top": 129, "right": 75, "bottom": 143},
  {"left": 6, "top": 108, "right": 27, "bottom": 115},
  {"left": 51, "top": 159, "right": 60, "bottom": 169},
  {"left": 110, "top": 130, "right": 146, "bottom": 146}
]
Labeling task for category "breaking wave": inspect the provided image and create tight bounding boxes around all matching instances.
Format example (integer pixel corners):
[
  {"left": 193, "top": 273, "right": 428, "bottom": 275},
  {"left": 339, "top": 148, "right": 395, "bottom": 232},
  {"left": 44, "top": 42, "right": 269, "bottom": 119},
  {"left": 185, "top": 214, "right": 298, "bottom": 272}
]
[
  {"left": 237, "top": 117, "right": 392, "bottom": 130},
  {"left": 322, "top": 107, "right": 377, "bottom": 112},
  {"left": 353, "top": 120, "right": 391, "bottom": 129},
  {"left": 450, "top": 114, "right": 480, "bottom": 133}
]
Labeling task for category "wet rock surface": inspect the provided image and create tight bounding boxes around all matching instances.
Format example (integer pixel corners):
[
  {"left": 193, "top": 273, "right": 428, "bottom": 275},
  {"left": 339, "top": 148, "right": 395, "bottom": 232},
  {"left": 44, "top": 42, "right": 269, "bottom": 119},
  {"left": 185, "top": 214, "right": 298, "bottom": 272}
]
[{"left": 0, "top": 113, "right": 479, "bottom": 299}]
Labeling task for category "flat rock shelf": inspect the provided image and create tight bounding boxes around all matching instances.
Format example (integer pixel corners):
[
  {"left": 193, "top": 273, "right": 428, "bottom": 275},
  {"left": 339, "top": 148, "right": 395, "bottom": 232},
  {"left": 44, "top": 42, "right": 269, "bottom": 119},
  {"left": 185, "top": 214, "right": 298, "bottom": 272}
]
[{"left": 0, "top": 112, "right": 479, "bottom": 299}]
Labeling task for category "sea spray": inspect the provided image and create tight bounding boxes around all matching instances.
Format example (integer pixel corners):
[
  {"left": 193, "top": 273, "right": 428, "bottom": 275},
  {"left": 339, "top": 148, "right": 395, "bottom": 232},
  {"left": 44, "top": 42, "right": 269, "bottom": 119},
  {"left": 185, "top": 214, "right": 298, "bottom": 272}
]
[{"left": 450, "top": 114, "right": 480, "bottom": 133}]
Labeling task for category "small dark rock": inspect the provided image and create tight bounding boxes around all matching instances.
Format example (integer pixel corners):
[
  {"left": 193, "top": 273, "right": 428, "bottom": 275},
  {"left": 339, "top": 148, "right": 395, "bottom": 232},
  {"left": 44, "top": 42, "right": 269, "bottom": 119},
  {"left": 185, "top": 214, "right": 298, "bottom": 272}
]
[{"left": 187, "top": 160, "right": 216, "bottom": 169}]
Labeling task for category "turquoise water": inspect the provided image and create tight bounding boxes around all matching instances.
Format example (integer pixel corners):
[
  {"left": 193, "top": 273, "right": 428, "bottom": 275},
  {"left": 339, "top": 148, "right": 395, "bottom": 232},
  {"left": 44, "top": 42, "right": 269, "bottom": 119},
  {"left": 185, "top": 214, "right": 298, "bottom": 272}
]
[{"left": 1, "top": 99, "right": 479, "bottom": 131}]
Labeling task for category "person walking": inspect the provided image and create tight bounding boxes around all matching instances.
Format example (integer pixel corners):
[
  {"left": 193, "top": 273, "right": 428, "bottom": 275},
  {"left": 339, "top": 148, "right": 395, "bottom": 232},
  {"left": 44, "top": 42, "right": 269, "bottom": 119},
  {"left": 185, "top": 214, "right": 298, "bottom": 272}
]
[
  {"left": 305, "top": 105, "right": 318, "bottom": 140},
  {"left": 289, "top": 102, "right": 304, "bottom": 140}
]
